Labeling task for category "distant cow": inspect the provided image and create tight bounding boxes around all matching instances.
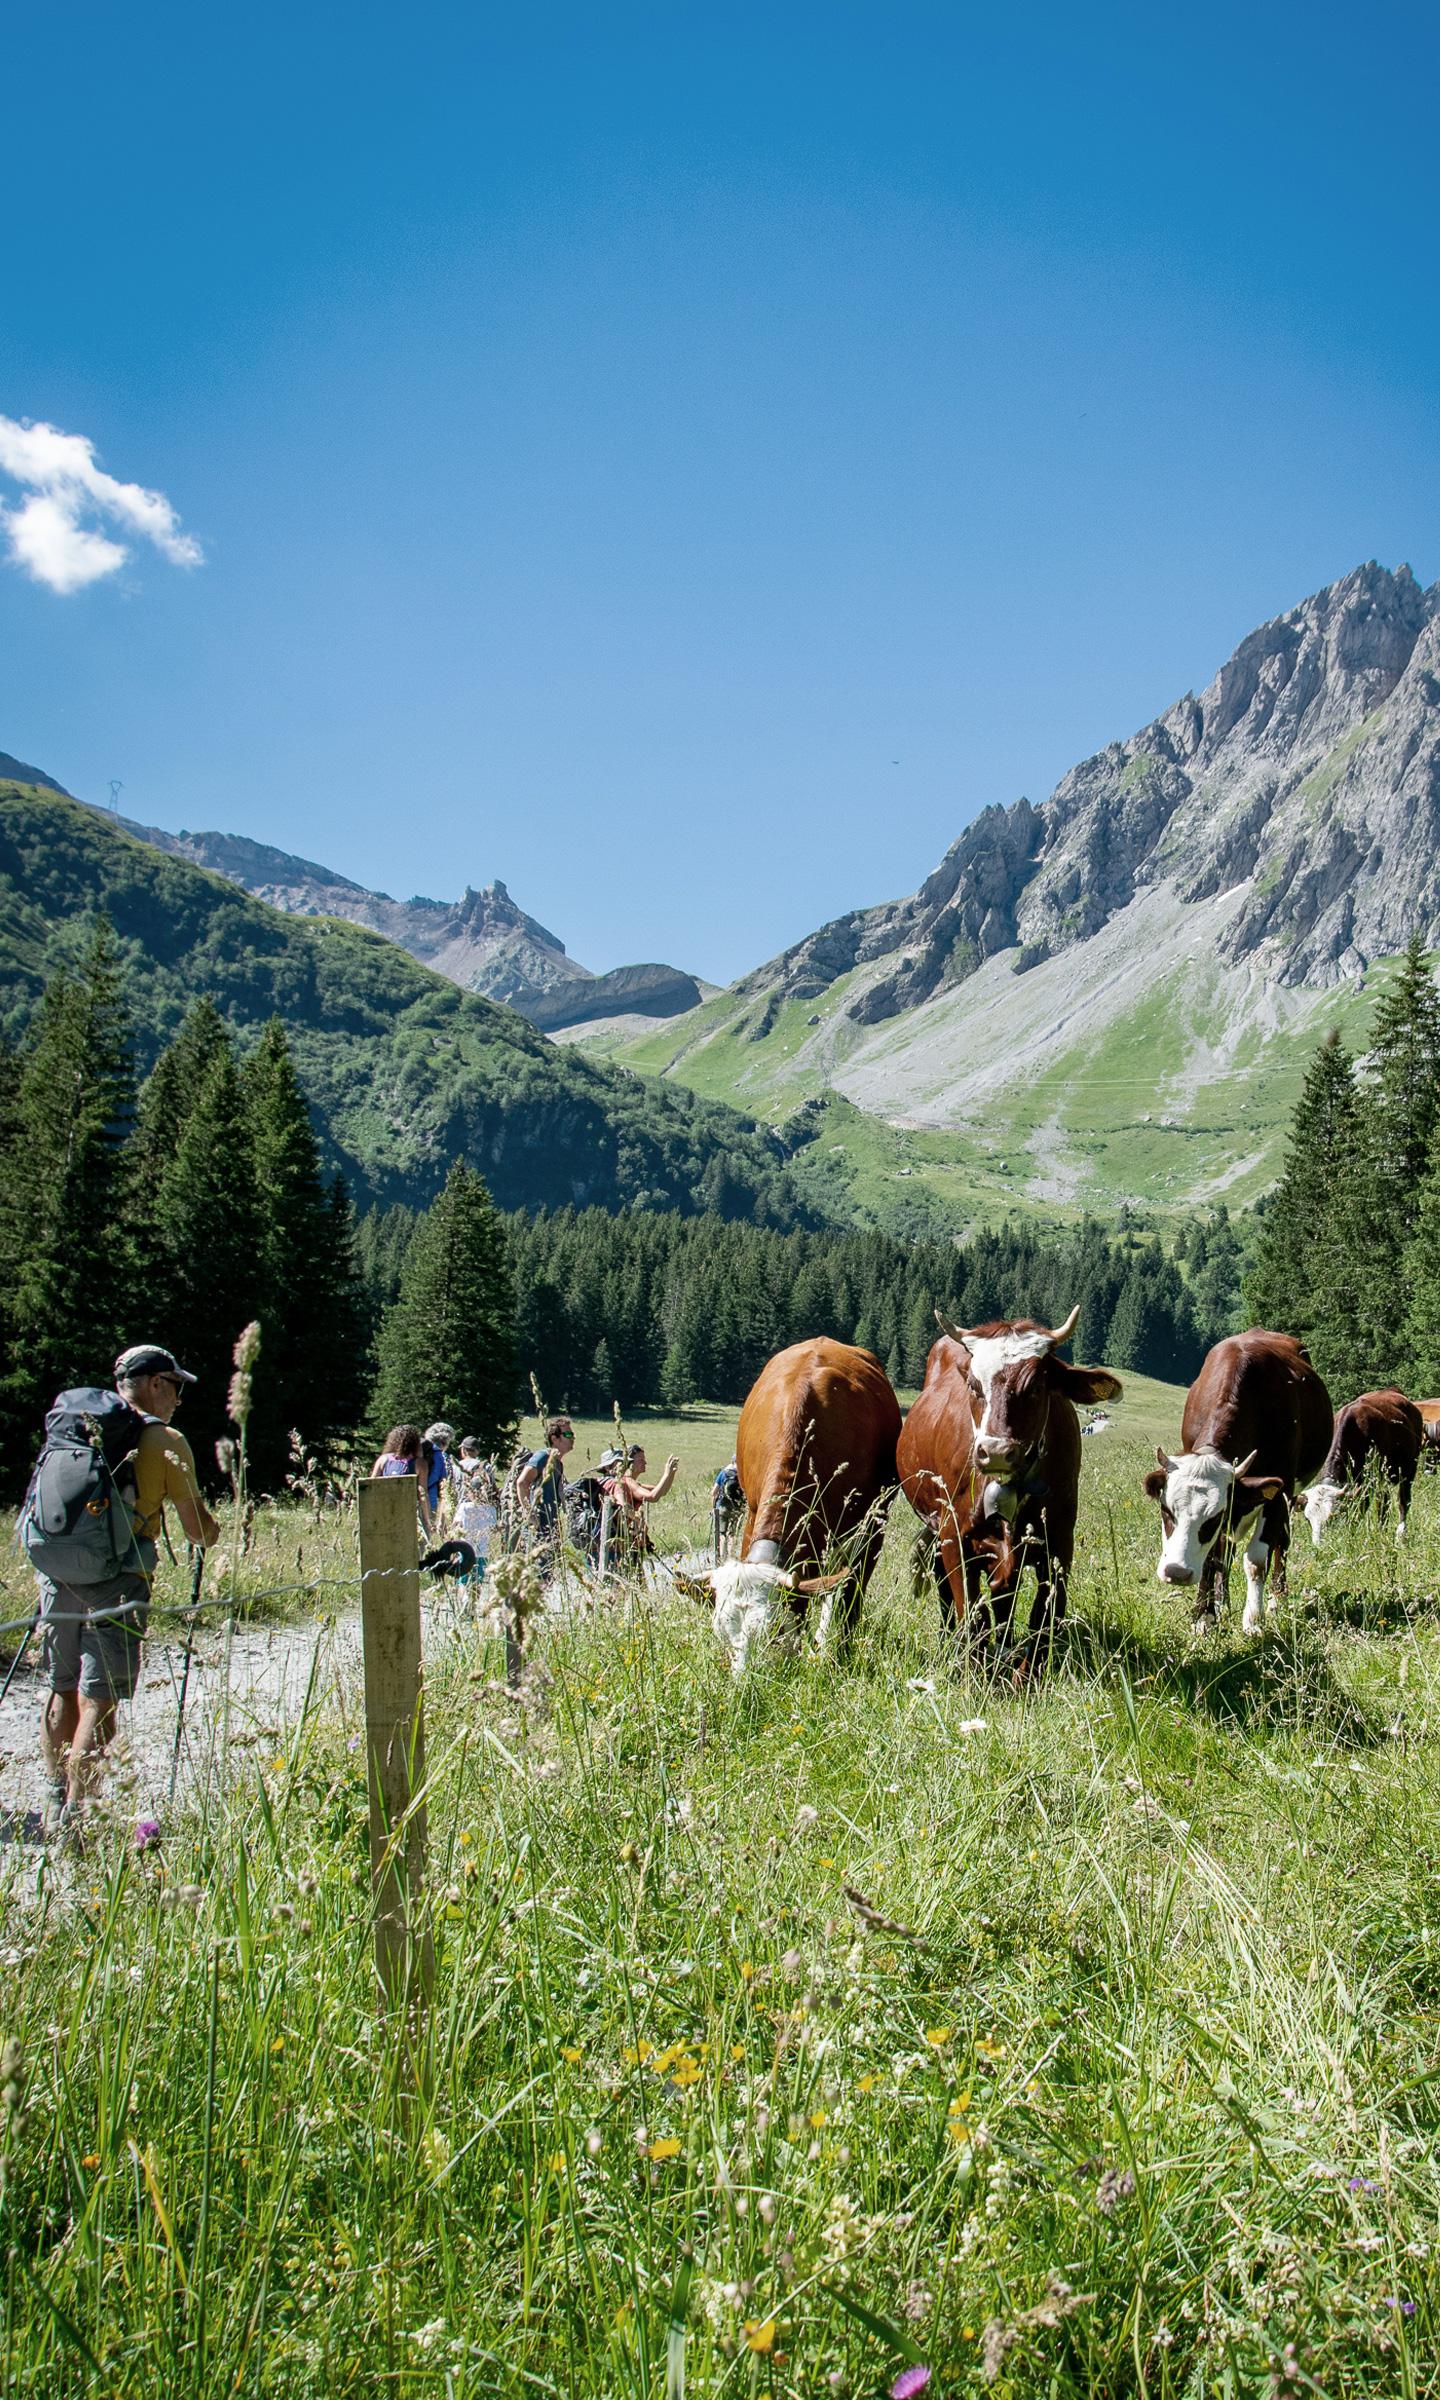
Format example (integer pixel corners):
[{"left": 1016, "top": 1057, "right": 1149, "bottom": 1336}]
[
  {"left": 1414, "top": 1398, "right": 1440, "bottom": 1466},
  {"left": 1302, "top": 1389, "right": 1424, "bottom": 1544},
  {"left": 1143, "top": 1330, "right": 1332, "bottom": 1633},
  {"left": 682, "top": 1339, "right": 902, "bottom": 1669},
  {"left": 898, "top": 1305, "right": 1123, "bottom": 1664}
]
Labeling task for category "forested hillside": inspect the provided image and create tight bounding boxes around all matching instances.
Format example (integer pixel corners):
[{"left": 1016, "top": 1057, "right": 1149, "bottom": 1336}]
[
  {"left": 0, "top": 782, "right": 807, "bottom": 1223},
  {"left": 358, "top": 1201, "right": 1229, "bottom": 1411}
]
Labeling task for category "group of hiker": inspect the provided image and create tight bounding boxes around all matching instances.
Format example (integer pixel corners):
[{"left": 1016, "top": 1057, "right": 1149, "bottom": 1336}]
[
  {"left": 369, "top": 1411, "right": 681, "bottom": 1583},
  {"left": 12, "top": 1337, "right": 686, "bottom": 1844}
]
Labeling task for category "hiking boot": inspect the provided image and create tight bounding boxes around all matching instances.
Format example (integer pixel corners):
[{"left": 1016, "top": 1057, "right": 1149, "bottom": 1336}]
[
  {"left": 56, "top": 1800, "right": 88, "bottom": 1855},
  {"left": 41, "top": 1781, "right": 67, "bottom": 1836}
]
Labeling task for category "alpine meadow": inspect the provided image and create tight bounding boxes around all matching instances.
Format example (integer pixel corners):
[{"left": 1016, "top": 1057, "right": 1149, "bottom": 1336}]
[{"left": 5, "top": 9, "right": 1440, "bottom": 2390}]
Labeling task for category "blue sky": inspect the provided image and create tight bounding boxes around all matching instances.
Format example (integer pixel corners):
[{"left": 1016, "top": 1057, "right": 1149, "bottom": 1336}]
[{"left": 4, "top": 0, "right": 1436, "bottom": 982}]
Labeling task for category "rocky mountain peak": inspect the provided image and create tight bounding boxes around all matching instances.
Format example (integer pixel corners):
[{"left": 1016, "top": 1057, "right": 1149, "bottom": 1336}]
[{"left": 749, "top": 560, "right": 1440, "bottom": 1022}]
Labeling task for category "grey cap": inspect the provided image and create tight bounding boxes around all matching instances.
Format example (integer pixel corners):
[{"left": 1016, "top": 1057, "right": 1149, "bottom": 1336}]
[{"left": 114, "top": 1343, "right": 197, "bottom": 1386}]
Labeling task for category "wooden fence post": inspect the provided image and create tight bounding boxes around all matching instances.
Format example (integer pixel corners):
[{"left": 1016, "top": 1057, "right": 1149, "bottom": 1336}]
[{"left": 357, "top": 1478, "right": 434, "bottom": 2014}]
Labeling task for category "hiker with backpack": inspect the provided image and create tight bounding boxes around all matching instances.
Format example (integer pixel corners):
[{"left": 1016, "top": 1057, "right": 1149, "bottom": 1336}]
[{"left": 23, "top": 1344, "right": 220, "bottom": 1837}]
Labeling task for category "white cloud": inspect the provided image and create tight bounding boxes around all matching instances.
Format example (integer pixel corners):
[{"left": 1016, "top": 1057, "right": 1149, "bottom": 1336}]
[{"left": 0, "top": 414, "right": 203, "bottom": 594}]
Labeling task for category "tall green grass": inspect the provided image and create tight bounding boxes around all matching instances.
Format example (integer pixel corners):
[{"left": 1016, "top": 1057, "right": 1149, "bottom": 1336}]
[{"left": 2, "top": 1433, "right": 1438, "bottom": 2394}]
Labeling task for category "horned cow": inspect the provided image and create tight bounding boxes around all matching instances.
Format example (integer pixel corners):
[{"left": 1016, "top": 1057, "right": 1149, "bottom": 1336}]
[
  {"left": 898, "top": 1305, "right": 1122, "bottom": 1666},
  {"left": 1144, "top": 1330, "right": 1332, "bottom": 1633}
]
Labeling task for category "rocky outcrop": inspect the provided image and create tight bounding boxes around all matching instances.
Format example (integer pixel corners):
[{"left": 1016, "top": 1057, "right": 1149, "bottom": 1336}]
[
  {"left": 746, "top": 561, "right": 1440, "bottom": 1019},
  {"left": 526, "top": 962, "right": 705, "bottom": 1032}
]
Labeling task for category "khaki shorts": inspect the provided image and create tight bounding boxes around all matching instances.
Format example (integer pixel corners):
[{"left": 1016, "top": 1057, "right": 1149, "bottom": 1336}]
[{"left": 38, "top": 1573, "right": 151, "bottom": 1701}]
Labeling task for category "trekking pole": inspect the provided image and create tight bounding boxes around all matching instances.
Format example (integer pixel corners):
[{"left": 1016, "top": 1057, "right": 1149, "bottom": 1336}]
[
  {"left": 168, "top": 1546, "right": 206, "bottom": 1806},
  {"left": 0, "top": 1614, "right": 39, "bottom": 1706}
]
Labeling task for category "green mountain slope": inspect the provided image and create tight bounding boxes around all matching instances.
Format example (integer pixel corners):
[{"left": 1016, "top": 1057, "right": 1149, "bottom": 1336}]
[{"left": 0, "top": 784, "right": 812, "bottom": 1223}]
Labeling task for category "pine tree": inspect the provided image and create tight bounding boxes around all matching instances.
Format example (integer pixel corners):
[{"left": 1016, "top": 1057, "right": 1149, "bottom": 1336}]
[
  {"left": 0, "top": 917, "right": 138, "bottom": 1471},
  {"left": 1244, "top": 1032, "right": 1361, "bottom": 1384},
  {"left": 148, "top": 1035, "right": 265, "bottom": 1471},
  {"left": 1341, "top": 937, "right": 1440, "bottom": 1387},
  {"left": 242, "top": 1020, "right": 369, "bottom": 1477},
  {"left": 371, "top": 1162, "right": 517, "bottom": 1453}
]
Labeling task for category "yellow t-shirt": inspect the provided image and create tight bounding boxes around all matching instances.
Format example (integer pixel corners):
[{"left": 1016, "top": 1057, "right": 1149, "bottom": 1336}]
[{"left": 131, "top": 1420, "right": 205, "bottom": 1546}]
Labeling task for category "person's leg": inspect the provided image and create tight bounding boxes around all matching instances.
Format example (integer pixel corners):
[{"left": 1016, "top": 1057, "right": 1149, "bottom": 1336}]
[
  {"left": 67, "top": 1576, "right": 148, "bottom": 1813},
  {"left": 37, "top": 1578, "right": 81, "bottom": 1816},
  {"left": 41, "top": 1691, "right": 80, "bottom": 1788},
  {"left": 66, "top": 1697, "right": 120, "bottom": 1802}
]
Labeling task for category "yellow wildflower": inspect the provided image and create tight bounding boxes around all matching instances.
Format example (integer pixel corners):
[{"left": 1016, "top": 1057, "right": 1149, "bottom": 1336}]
[
  {"left": 856, "top": 2073, "right": 876, "bottom": 2094},
  {"left": 561, "top": 2046, "right": 583, "bottom": 2064},
  {"left": 648, "top": 2136, "right": 682, "bottom": 2160},
  {"left": 744, "top": 2318, "right": 778, "bottom": 2354},
  {"left": 925, "top": 2027, "right": 953, "bottom": 2047}
]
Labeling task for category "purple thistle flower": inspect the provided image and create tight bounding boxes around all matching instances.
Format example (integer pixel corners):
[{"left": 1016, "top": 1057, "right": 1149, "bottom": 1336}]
[
  {"left": 134, "top": 1818, "right": 162, "bottom": 1853},
  {"left": 891, "top": 2370, "right": 931, "bottom": 2400}
]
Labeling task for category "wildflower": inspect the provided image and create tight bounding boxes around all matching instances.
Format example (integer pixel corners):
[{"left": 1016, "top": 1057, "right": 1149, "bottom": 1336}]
[
  {"left": 133, "top": 1818, "right": 162, "bottom": 1853},
  {"left": 81, "top": 2152, "right": 100, "bottom": 2169},
  {"left": 924, "top": 2027, "right": 952, "bottom": 2048},
  {"left": 744, "top": 2319, "right": 778, "bottom": 2354},
  {"left": 1096, "top": 2166, "right": 1135, "bottom": 2214},
  {"left": 1348, "top": 2175, "right": 1379, "bottom": 2193},
  {"left": 809, "top": 2109, "right": 827, "bottom": 2129},
  {"left": 856, "top": 2073, "right": 877, "bottom": 2094},
  {"left": 648, "top": 2137, "right": 682, "bottom": 2160},
  {"left": 740, "top": 1962, "right": 755, "bottom": 1982},
  {"left": 671, "top": 2057, "right": 703, "bottom": 2089},
  {"left": 956, "top": 1717, "right": 987, "bottom": 1736},
  {"left": 621, "top": 2041, "right": 653, "bottom": 2066},
  {"left": 730, "top": 2043, "right": 745, "bottom": 2060},
  {"left": 795, "top": 1805, "right": 819, "bottom": 1831},
  {"left": 585, "top": 2127, "right": 602, "bottom": 2157},
  {"left": 903, "top": 2282, "right": 932, "bottom": 2322},
  {"left": 892, "top": 2371, "right": 931, "bottom": 2400},
  {"left": 560, "top": 2045, "right": 583, "bottom": 2064}
]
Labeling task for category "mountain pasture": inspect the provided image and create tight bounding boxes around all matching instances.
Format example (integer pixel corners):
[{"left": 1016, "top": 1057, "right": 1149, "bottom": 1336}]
[{"left": 2, "top": 1400, "right": 1437, "bottom": 2394}]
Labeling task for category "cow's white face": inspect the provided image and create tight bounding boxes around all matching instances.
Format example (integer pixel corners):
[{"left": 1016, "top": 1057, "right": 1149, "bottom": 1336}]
[
  {"left": 709, "top": 1559, "right": 798, "bottom": 1672},
  {"left": 963, "top": 1331, "right": 1050, "bottom": 1433},
  {"left": 1302, "top": 1480, "right": 1343, "bottom": 1545},
  {"left": 1153, "top": 1451, "right": 1247, "bottom": 1585}
]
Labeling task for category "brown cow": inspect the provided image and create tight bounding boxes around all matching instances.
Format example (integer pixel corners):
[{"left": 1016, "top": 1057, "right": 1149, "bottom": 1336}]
[
  {"left": 898, "top": 1306, "right": 1123, "bottom": 1664},
  {"left": 1414, "top": 1398, "right": 1440, "bottom": 1467},
  {"left": 690, "top": 1338, "right": 902, "bottom": 1669},
  {"left": 1301, "top": 1389, "right": 1424, "bottom": 1544},
  {"left": 1143, "top": 1330, "right": 1331, "bottom": 1632}
]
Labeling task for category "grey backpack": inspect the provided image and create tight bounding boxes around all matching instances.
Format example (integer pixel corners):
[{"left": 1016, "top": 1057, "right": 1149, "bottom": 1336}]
[{"left": 19, "top": 1389, "right": 146, "bottom": 1583}]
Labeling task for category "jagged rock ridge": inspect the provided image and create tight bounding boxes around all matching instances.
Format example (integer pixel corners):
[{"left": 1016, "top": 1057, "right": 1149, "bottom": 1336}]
[
  {"left": 96, "top": 820, "right": 704, "bottom": 1028},
  {"left": 748, "top": 562, "right": 1440, "bottom": 1020}
]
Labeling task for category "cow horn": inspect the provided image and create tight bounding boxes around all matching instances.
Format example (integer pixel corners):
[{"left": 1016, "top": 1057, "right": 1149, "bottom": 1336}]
[
  {"left": 1231, "top": 1449, "right": 1258, "bottom": 1478},
  {"left": 1155, "top": 1445, "right": 1175, "bottom": 1473},
  {"left": 1047, "top": 1303, "right": 1081, "bottom": 1347},
  {"left": 791, "top": 1569, "right": 850, "bottom": 1596},
  {"left": 934, "top": 1307, "right": 969, "bottom": 1343}
]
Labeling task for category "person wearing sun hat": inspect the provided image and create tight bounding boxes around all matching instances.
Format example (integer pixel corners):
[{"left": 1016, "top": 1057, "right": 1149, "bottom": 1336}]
[{"left": 37, "top": 1342, "right": 219, "bottom": 1835}]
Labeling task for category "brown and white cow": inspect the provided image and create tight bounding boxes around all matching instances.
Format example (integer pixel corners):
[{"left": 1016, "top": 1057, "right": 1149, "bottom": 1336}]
[
  {"left": 898, "top": 1307, "right": 1123, "bottom": 1663},
  {"left": 689, "top": 1338, "right": 902, "bottom": 1670},
  {"left": 1301, "top": 1389, "right": 1424, "bottom": 1544},
  {"left": 1143, "top": 1330, "right": 1332, "bottom": 1633}
]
